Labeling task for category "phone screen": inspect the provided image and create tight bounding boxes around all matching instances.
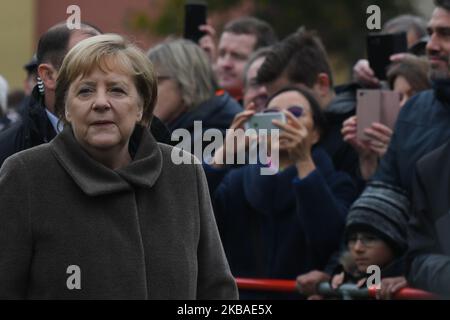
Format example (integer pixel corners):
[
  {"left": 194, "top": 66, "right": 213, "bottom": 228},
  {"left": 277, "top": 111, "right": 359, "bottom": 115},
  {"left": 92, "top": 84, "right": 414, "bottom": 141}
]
[
  {"left": 367, "top": 32, "right": 407, "bottom": 80},
  {"left": 245, "top": 112, "right": 286, "bottom": 133},
  {"left": 356, "top": 89, "right": 401, "bottom": 140},
  {"left": 184, "top": 2, "right": 207, "bottom": 43}
]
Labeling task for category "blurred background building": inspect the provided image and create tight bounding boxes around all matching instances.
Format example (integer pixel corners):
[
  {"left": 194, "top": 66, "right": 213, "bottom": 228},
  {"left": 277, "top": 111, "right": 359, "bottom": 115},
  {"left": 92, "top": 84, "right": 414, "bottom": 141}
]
[{"left": 0, "top": 0, "right": 434, "bottom": 90}]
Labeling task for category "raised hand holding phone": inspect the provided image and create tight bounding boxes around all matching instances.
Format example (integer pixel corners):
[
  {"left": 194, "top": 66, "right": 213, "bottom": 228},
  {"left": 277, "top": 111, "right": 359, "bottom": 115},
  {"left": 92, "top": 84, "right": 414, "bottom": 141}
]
[{"left": 184, "top": 1, "right": 207, "bottom": 43}]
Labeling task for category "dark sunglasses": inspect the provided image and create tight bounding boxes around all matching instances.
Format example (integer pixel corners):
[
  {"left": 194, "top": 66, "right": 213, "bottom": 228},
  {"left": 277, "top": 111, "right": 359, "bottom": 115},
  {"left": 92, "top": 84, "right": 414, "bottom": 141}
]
[{"left": 264, "top": 106, "right": 304, "bottom": 117}]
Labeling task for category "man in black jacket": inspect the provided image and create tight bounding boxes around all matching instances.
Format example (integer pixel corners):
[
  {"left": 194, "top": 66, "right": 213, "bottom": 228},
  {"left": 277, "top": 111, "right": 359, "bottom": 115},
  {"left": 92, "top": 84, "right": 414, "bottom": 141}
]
[{"left": 0, "top": 23, "right": 171, "bottom": 167}]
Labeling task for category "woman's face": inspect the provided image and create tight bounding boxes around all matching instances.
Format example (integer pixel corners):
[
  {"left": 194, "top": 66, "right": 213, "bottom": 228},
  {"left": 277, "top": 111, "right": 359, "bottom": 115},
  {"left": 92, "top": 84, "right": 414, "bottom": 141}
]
[
  {"left": 153, "top": 65, "right": 185, "bottom": 124},
  {"left": 393, "top": 75, "right": 414, "bottom": 107},
  {"left": 267, "top": 90, "right": 319, "bottom": 141},
  {"left": 65, "top": 67, "right": 143, "bottom": 152}
]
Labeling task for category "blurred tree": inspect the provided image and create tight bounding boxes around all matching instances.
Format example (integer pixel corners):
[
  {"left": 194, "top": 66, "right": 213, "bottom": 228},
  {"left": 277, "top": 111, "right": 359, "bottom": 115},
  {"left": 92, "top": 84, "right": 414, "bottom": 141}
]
[
  {"left": 255, "top": 0, "right": 417, "bottom": 69},
  {"left": 128, "top": 0, "right": 420, "bottom": 82}
]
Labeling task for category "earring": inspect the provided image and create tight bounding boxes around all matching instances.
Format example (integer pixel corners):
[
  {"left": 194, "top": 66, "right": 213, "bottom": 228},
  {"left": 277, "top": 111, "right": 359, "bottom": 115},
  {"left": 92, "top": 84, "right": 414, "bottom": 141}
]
[{"left": 37, "top": 76, "right": 45, "bottom": 95}]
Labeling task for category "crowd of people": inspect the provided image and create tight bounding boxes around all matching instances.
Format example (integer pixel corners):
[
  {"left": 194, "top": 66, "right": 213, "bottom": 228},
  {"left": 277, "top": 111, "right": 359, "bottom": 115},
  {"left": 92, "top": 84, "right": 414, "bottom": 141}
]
[{"left": 1, "top": 0, "right": 450, "bottom": 300}]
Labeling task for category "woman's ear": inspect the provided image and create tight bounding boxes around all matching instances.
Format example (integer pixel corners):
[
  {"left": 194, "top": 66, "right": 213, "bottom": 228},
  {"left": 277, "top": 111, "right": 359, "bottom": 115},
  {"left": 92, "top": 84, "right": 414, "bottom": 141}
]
[
  {"left": 65, "top": 109, "right": 71, "bottom": 123},
  {"left": 137, "top": 110, "right": 143, "bottom": 122},
  {"left": 136, "top": 98, "right": 144, "bottom": 122},
  {"left": 38, "top": 63, "right": 58, "bottom": 91}
]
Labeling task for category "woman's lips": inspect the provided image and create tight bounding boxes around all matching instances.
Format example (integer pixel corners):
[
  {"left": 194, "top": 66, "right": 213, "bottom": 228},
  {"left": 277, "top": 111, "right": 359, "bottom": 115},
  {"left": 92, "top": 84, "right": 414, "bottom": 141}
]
[{"left": 91, "top": 121, "right": 115, "bottom": 127}]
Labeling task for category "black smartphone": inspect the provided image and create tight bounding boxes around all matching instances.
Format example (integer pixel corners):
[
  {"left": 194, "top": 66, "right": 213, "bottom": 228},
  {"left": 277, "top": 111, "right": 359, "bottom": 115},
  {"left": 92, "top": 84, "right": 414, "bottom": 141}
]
[
  {"left": 184, "top": 1, "right": 207, "bottom": 43},
  {"left": 367, "top": 32, "right": 407, "bottom": 80}
]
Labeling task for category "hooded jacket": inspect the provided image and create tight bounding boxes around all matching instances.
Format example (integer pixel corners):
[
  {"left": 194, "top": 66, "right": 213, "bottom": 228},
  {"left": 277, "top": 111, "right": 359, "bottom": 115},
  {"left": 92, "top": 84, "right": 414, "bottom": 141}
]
[{"left": 0, "top": 125, "right": 237, "bottom": 299}]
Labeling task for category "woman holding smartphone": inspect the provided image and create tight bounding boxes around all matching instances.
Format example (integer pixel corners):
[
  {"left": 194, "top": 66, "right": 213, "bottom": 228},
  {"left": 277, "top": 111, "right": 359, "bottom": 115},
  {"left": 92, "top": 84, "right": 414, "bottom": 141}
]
[{"left": 206, "top": 87, "right": 357, "bottom": 299}]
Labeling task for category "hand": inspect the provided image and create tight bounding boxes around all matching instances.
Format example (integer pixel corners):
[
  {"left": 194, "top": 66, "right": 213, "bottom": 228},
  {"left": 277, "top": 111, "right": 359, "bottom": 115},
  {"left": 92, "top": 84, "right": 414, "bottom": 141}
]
[
  {"left": 356, "top": 277, "right": 367, "bottom": 288},
  {"left": 342, "top": 116, "right": 383, "bottom": 180},
  {"left": 363, "top": 122, "right": 392, "bottom": 157},
  {"left": 342, "top": 116, "right": 373, "bottom": 158},
  {"left": 342, "top": 116, "right": 378, "bottom": 179},
  {"left": 331, "top": 272, "right": 345, "bottom": 289},
  {"left": 390, "top": 53, "right": 415, "bottom": 63},
  {"left": 296, "top": 270, "right": 331, "bottom": 296},
  {"left": 211, "top": 103, "right": 257, "bottom": 168},
  {"left": 353, "top": 59, "right": 380, "bottom": 88},
  {"left": 273, "top": 111, "right": 315, "bottom": 162},
  {"left": 273, "top": 111, "right": 317, "bottom": 177},
  {"left": 377, "top": 277, "right": 407, "bottom": 300},
  {"left": 198, "top": 24, "right": 218, "bottom": 63}
]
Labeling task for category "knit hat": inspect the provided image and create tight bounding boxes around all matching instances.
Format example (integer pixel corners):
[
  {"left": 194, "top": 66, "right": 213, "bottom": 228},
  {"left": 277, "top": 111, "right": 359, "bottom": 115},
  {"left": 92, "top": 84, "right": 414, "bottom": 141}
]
[{"left": 345, "top": 181, "right": 409, "bottom": 255}]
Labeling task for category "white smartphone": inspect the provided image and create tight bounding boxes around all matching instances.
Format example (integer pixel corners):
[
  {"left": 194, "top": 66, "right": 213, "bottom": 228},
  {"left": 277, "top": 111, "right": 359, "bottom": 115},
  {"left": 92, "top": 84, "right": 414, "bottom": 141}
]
[{"left": 244, "top": 112, "right": 286, "bottom": 132}]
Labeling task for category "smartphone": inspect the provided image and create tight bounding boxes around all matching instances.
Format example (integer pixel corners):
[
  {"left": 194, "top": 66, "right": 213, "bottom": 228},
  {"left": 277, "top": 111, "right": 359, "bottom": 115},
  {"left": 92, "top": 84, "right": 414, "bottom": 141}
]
[
  {"left": 184, "top": 1, "right": 207, "bottom": 43},
  {"left": 380, "top": 90, "right": 401, "bottom": 130},
  {"left": 356, "top": 89, "right": 400, "bottom": 140},
  {"left": 367, "top": 32, "right": 407, "bottom": 80},
  {"left": 245, "top": 112, "right": 286, "bottom": 133}
]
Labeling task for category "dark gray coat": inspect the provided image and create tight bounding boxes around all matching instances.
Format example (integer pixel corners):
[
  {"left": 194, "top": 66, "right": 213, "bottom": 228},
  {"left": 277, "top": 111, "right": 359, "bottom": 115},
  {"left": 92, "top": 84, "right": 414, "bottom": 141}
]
[{"left": 0, "top": 126, "right": 237, "bottom": 299}]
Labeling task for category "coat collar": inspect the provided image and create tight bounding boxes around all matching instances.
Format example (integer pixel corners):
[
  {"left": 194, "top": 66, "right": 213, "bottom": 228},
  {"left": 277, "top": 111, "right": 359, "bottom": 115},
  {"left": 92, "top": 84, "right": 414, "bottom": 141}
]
[{"left": 50, "top": 125, "right": 163, "bottom": 196}]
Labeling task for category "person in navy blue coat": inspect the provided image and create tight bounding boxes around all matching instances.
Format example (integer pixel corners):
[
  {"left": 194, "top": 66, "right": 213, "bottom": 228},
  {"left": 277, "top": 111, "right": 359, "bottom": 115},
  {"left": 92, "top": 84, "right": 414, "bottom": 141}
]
[{"left": 205, "top": 87, "right": 357, "bottom": 298}]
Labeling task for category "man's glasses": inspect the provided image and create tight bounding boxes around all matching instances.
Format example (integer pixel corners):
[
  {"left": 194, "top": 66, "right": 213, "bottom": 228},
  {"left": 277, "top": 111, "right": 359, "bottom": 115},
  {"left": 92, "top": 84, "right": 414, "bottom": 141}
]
[
  {"left": 264, "top": 106, "right": 304, "bottom": 117},
  {"left": 347, "top": 233, "right": 382, "bottom": 248}
]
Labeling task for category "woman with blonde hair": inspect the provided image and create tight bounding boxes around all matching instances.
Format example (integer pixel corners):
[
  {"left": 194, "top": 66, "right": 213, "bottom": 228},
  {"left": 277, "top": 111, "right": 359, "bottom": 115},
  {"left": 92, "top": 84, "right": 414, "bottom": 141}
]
[
  {"left": 148, "top": 39, "right": 242, "bottom": 152},
  {"left": 0, "top": 34, "right": 237, "bottom": 299}
]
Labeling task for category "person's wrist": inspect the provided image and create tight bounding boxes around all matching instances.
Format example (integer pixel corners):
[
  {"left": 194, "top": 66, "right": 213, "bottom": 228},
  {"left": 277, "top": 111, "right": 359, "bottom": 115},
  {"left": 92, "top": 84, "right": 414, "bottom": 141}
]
[{"left": 358, "top": 154, "right": 378, "bottom": 180}]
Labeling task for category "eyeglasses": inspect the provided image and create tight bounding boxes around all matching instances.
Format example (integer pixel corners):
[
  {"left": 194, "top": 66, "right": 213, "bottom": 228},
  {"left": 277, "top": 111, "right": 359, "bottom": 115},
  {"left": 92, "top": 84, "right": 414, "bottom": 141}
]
[
  {"left": 264, "top": 106, "right": 304, "bottom": 117},
  {"left": 347, "top": 233, "right": 382, "bottom": 248}
]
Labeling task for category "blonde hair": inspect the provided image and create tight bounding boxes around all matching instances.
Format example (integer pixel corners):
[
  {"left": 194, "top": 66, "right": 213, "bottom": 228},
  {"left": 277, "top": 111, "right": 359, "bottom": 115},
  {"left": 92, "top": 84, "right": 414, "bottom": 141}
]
[
  {"left": 147, "top": 39, "right": 217, "bottom": 111},
  {"left": 55, "top": 34, "right": 157, "bottom": 125}
]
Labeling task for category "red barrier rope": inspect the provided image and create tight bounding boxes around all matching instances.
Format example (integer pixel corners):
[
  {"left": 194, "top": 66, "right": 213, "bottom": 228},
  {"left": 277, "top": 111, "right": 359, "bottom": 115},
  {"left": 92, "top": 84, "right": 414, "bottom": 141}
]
[
  {"left": 236, "top": 278, "right": 297, "bottom": 293},
  {"left": 367, "top": 286, "right": 437, "bottom": 300},
  {"left": 236, "top": 278, "right": 438, "bottom": 299}
]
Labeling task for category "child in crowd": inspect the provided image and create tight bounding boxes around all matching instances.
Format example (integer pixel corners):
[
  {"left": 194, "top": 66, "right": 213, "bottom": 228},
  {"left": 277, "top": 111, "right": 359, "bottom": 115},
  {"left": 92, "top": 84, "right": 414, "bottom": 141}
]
[{"left": 329, "top": 192, "right": 409, "bottom": 299}]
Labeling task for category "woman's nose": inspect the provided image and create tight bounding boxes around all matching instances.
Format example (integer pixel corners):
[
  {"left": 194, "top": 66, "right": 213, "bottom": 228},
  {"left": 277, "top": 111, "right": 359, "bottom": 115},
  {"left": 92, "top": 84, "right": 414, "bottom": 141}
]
[{"left": 92, "top": 91, "right": 111, "bottom": 110}]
